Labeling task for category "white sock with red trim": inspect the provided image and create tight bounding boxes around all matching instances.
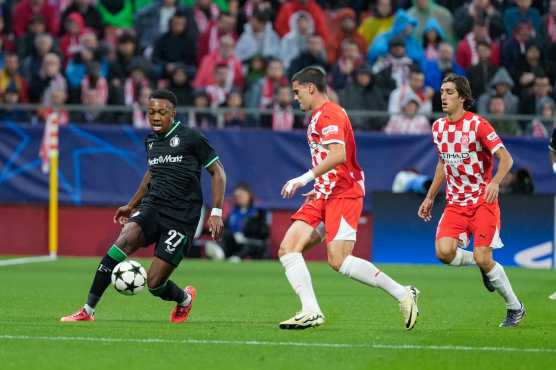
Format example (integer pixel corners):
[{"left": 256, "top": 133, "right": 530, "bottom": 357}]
[
  {"left": 449, "top": 248, "right": 476, "bottom": 266},
  {"left": 280, "top": 252, "right": 322, "bottom": 314},
  {"left": 339, "top": 255, "right": 407, "bottom": 301}
]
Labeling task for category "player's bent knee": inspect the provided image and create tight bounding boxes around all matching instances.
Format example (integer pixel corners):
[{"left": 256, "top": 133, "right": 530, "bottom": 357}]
[
  {"left": 278, "top": 240, "right": 303, "bottom": 257},
  {"left": 327, "top": 254, "right": 345, "bottom": 272},
  {"left": 435, "top": 248, "right": 454, "bottom": 264}
]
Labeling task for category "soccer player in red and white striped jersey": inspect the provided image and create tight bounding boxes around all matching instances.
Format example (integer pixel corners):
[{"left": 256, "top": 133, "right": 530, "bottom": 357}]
[
  {"left": 277, "top": 66, "right": 420, "bottom": 330},
  {"left": 418, "top": 74, "right": 525, "bottom": 327}
]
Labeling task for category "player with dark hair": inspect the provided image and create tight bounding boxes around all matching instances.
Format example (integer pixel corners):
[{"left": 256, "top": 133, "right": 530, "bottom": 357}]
[
  {"left": 278, "top": 66, "right": 420, "bottom": 330},
  {"left": 418, "top": 74, "right": 525, "bottom": 327},
  {"left": 61, "top": 89, "right": 226, "bottom": 323}
]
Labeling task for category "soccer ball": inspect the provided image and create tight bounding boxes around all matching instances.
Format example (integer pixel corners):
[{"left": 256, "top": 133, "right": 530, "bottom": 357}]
[{"left": 111, "top": 260, "right": 147, "bottom": 296}]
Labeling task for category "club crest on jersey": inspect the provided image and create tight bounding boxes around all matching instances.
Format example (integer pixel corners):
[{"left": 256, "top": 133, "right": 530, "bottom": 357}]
[
  {"left": 170, "top": 136, "right": 180, "bottom": 147},
  {"left": 461, "top": 133, "right": 470, "bottom": 145}
]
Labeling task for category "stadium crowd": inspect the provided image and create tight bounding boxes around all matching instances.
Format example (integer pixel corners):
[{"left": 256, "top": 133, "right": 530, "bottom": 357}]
[{"left": 0, "top": 0, "right": 555, "bottom": 136}]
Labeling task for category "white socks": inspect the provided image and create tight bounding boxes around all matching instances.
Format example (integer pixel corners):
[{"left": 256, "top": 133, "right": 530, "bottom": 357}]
[
  {"left": 449, "top": 248, "right": 476, "bottom": 266},
  {"left": 339, "top": 255, "right": 407, "bottom": 301},
  {"left": 486, "top": 262, "right": 521, "bottom": 310},
  {"left": 179, "top": 292, "right": 192, "bottom": 307},
  {"left": 83, "top": 304, "right": 95, "bottom": 315},
  {"left": 280, "top": 252, "right": 322, "bottom": 314}
]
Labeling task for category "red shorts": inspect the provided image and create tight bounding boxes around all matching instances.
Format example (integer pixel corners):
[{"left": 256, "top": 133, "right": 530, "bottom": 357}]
[
  {"left": 436, "top": 201, "right": 503, "bottom": 249},
  {"left": 291, "top": 197, "right": 363, "bottom": 243}
]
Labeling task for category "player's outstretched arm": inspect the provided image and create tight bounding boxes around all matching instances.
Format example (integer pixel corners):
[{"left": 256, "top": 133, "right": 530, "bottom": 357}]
[
  {"left": 206, "top": 160, "right": 226, "bottom": 240},
  {"left": 113, "top": 170, "right": 151, "bottom": 224},
  {"left": 486, "top": 147, "right": 513, "bottom": 203},
  {"left": 281, "top": 143, "right": 346, "bottom": 199},
  {"left": 418, "top": 159, "right": 445, "bottom": 222}
]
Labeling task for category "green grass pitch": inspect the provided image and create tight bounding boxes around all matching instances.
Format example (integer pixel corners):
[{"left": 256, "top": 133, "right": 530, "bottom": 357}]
[{"left": 1, "top": 258, "right": 555, "bottom": 370}]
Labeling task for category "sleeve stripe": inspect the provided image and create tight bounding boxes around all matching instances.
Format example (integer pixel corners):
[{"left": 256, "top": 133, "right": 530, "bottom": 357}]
[
  {"left": 491, "top": 143, "right": 504, "bottom": 154},
  {"left": 204, "top": 156, "right": 219, "bottom": 168},
  {"left": 321, "top": 139, "right": 345, "bottom": 145}
]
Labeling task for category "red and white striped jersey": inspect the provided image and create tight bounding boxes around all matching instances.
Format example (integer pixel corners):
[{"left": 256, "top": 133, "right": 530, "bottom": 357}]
[
  {"left": 307, "top": 101, "right": 365, "bottom": 199},
  {"left": 432, "top": 111, "right": 504, "bottom": 207}
]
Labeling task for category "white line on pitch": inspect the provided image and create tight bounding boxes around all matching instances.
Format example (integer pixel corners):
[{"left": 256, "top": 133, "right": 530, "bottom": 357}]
[
  {"left": 0, "top": 255, "right": 57, "bottom": 267},
  {"left": 1, "top": 335, "right": 555, "bottom": 354}
]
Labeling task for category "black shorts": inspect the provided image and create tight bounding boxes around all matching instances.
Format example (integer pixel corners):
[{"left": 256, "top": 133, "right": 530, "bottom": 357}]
[{"left": 129, "top": 205, "right": 196, "bottom": 267}]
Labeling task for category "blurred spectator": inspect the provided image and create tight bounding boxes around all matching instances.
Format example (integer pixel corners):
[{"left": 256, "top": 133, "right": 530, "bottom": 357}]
[
  {"left": 329, "top": 39, "right": 363, "bottom": 91},
  {"left": 59, "top": 12, "right": 88, "bottom": 63},
  {"left": 21, "top": 33, "right": 57, "bottom": 82},
  {"left": 135, "top": 0, "right": 192, "bottom": 52},
  {"left": 422, "top": 19, "right": 445, "bottom": 63},
  {"left": 488, "top": 95, "right": 522, "bottom": 135},
  {"left": 0, "top": 12, "right": 14, "bottom": 55},
  {"left": 81, "top": 61, "right": 108, "bottom": 107},
  {"left": 540, "top": 0, "right": 556, "bottom": 44},
  {"left": 424, "top": 42, "right": 464, "bottom": 104},
  {"left": 74, "top": 86, "right": 113, "bottom": 124},
  {"left": 520, "top": 73, "right": 553, "bottom": 116},
  {"left": 528, "top": 96, "right": 556, "bottom": 137},
  {"left": 96, "top": 0, "right": 134, "bottom": 29},
  {"left": 477, "top": 67, "right": 519, "bottom": 114},
  {"left": 189, "top": 88, "right": 217, "bottom": 128},
  {"left": 275, "top": 0, "right": 330, "bottom": 49},
  {"left": 123, "top": 61, "right": 151, "bottom": 107},
  {"left": 192, "top": 0, "right": 220, "bottom": 34},
  {"left": 197, "top": 11, "right": 236, "bottom": 64},
  {"left": 194, "top": 34, "right": 244, "bottom": 90},
  {"left": 499, "top": 168, "right": 534, "bottom": 194},
  {"left": 167, "top": 63, "right": 194, "bottom": 106},
  {"left": 288, "top": 34, "right": 328, "bottom": 77},
  {"left": 368, "top": 9, "right": 423, "bottom": 65},
  {"left": 271, "top": 85, "right": 301, "bottom": 131},
  {"left": 16, "top": 15, "right": 46, "bottom": 60},
  {"left": 0, "top": 82, "right": 29, "bottom": 122},
  {"left": 503, "top": 0, "right": 541, "bottom": 37},
  {"left": 0, "top": 53, "right": 29, "bottom": 102},
  {"left": 38, "top": 89, "right": 69, "bottom": 126},
  {"left": 279, "top": 13, "right": 313, "bottom": 69},
  {"left": 246, "top": 58, "right": 287, "bottom": 109},
  {"left": 223, "top": 88, "right": 247, "bottom": 127},
  {"left": 235, "top": 9, "right": 279, "bottom": 63},
  {"left": 456, "top": 16, "right": 500, "bottom": 70},
  {"left": 107, "top": 32, "right": 151, "bottom": 90},
  {"left": 372, "top": 36, "right": 415, "bottom": 89},
  {"left": 357, "top": 0, "right": 394, "bottom": 49},
  {"left": 384, "top": 92, "right": 430, "bottom": 134},
  {"left": 205, "top": 183, "right": 269, "bottom": 261},
  {"left": 132, "top": 85, "right": 153, "bottom": 128},
  {"left": 338, "top": 63, "right": 387, "bottom": 131},
  {"left": 61, "top": 0, "right": 104, "bottom": 39},
  {"left": 501, "top": 21, "right": 535, "bottom": 77},
  {"left": 243, "top": 55, "right": 266, "bottom": 88},
  {"left": 453, "top": 0, "right": 505, "bottom": 41},
  {"left": 183, "top": 0, "right": 229, "bottom": 12},
  {"left": 12, "top": 0, "right": 59, "bottom": 37},
  {"left": 408, "top": 0, "right": 454, "bottom": 44},
  {"left": 152, "top": 11, "right": 197, "bottom": 78},
  {"left": 516, "top": 41, "right": 545, "bottom": 95},
  {"left": 29, "top": 52, "right": 67, "bottom": 105},
  {"left": 466, "top": 40, "right": 499, "bottom": 98},
  {"left": 388, "top": 66, "right": 433, "bottom": 116},
  {"left": 328, "top": 8, "right": 366, "bottom": 63},
  {"left": 205, "top": 63, "right": 230, "bottom": 107}
]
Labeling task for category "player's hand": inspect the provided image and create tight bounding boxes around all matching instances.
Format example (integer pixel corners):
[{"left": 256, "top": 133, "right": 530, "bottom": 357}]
[
  {"left": 418, "top": 197, "right": 434, "bottom": 222},
  {"left": 113, "top": 205, "right": 133, "bottom": 225},
  {"left": 485, "top": 181, "right": 499, "bottom": 203},
  {"left": 207, "top": 215, "right": 224, "bottom": 240},
  {"left": 281, "top": 179, "right": 304, "bottom": 199}
]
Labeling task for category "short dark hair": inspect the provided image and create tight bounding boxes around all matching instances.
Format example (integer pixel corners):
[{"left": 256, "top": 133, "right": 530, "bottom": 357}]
[
  {"left": 150, "top": 89, "right": 178, "bottom": 107},
  {"left": 291, "top": 66, "right": 327, "bottom": 92},
  {"left": 441, "top": 74, "right": 474, "bottom": 110}
]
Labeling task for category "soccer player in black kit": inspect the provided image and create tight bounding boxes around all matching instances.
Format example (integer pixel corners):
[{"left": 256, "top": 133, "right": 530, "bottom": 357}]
[{"left": 61, "top": 89, "right": 226, "bottom": 323}]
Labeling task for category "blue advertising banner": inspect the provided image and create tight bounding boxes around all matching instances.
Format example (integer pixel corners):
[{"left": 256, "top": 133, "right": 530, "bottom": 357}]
[
  {"left": 0, "top": 123, "right": 555, "bottom": 209},
  {"left": 372, "top": 192, "right": 556, "bottom": 268}
]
